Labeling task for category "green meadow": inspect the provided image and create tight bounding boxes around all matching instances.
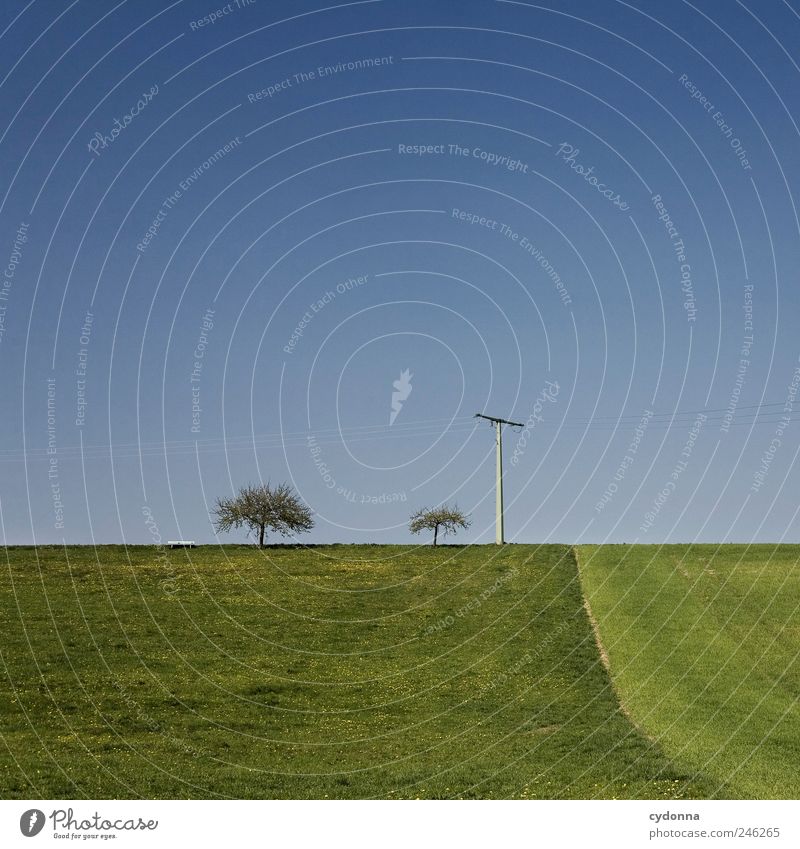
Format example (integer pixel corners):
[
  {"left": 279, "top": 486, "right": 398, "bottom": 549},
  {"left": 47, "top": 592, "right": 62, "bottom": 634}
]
[
  {"left": 1, "top": 543, "right": 797, "bottom": 799},
  {"left": 577, "top": 544, "right": 800, "bottom": 799}
]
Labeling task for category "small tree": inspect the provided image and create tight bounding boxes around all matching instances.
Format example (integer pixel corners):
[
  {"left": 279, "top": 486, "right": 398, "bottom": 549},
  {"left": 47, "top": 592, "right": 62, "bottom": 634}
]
[
  {"left": 212, "top": 482, "right": 314, "bottom": 548},
  {"left": 409, "top": 504, "right": 471, "bottom": 546}
]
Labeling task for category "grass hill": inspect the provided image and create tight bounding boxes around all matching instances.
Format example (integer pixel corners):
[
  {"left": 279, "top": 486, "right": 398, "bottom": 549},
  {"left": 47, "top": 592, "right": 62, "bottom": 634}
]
[
  {"left": 0, "top": 543, "right": 736, "bottom": 798},
  {"left": 578, "top": 544, "right": 800, "bottom": 799}
]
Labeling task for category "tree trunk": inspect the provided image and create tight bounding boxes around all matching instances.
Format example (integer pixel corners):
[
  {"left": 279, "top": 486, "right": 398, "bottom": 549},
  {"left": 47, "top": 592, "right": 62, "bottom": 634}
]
[
  {"left": 433, "top": 525, "right": 438, "bottom": 546},
  {"left": 259, "top": 524, "right": 265, "bottom": 548}
]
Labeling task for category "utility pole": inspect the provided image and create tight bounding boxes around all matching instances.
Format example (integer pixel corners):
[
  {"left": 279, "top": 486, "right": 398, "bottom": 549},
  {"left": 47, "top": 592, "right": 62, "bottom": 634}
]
[{"left": 475, "top": 413, "right": 524, "bottom": 544}]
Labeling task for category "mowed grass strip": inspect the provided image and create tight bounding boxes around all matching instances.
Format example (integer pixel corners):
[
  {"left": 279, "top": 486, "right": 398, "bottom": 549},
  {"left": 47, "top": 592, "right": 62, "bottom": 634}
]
[
  {"left": 1, "top": 544, "right": 710, "bottom": 799},
  {"left": 577, "top": 544, "right": 800, "bottom": 799}
]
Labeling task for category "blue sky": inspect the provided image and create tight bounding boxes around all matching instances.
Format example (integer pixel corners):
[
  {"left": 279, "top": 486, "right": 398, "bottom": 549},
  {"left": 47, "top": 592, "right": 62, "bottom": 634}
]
[{"left": 2, "top": 0, "right": 800, "bottom": 545}]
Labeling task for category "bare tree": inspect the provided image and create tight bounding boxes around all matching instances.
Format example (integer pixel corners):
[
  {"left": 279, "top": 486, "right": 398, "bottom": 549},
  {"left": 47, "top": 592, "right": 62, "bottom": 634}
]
[
  {"left": 409, "top": 504, "right": 471, "bottom": 546},
  {"left": 212, "top": 482, "right": 314, "bottom": 548}
]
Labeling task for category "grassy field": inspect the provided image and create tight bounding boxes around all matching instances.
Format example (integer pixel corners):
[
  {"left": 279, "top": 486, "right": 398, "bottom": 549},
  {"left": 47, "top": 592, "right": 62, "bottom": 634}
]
[
  {"left": 577, "top": 544, "right": 800, "bottom": 799},
  {"left": 0, "top": 544, "right": 712, "bottom": 799}
]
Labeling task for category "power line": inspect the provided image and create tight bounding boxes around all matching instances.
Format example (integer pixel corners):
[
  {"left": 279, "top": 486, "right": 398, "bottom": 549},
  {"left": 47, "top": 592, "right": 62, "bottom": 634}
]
[{"left": 1, "top": 401, "right": 795, "bottom": 463}]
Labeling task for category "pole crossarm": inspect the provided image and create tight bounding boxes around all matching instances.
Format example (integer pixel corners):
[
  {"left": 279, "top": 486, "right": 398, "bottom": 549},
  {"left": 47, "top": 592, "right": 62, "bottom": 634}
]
[{"left": 474, "top": 413, "right": 524, "bottom": 428}]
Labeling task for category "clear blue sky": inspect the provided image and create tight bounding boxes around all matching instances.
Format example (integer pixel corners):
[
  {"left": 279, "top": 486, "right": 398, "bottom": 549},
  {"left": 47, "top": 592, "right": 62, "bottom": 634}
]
[{"left": 2, "top": 0, "right": 800, "bottom": 545}]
